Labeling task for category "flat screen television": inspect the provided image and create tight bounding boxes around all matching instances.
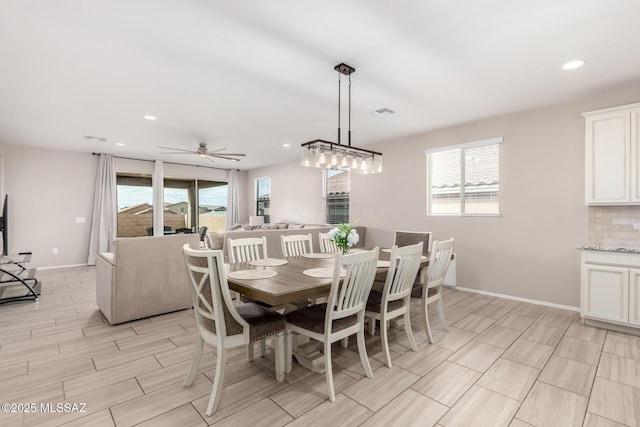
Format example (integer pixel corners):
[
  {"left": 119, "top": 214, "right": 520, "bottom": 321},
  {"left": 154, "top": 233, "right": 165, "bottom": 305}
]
[{"left": 0, "top": 194, "right": 8, "bottom": 256}]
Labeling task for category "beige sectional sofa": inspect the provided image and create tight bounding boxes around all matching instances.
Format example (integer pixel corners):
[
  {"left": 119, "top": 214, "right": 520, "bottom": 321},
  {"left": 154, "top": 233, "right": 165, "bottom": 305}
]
[
  {"left": 96, "top": 233, "right": 200, "bottom": 324},
  {"left": 204, "top": 224, "right": 367, "bottom": 258}
]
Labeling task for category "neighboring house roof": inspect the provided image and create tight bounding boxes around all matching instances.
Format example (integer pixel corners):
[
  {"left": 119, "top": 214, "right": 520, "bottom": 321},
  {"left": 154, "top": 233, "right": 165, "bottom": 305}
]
[
  {"left": 431, "top": 145, "right": 499, "bottom": 189},
  {"left": 118, "top": 203, "right": 152, "bottom": 214},
  {"left": 327, "top": 170, "right": 350, "bottom": 195}
]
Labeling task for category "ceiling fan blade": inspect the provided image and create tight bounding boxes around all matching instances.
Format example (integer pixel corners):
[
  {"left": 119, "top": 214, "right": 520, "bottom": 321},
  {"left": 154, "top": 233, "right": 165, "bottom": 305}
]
[
  {"left": 211, "top": 155, "right": 241, "bottom": 162},
  {"left": 157, "top": 146, "right": 196, "bottom": 153},
  {"left": 206, "top": 147, "right": 228, "bottom": 154},
  {"left": 218, "top": 153, "right": 246, "bottom": 157},
  {"left": 158, "top": 151, "right": 198, "bottom": 155},
  {"left": 206, "top": 156, "right": 217, "bottom": 164}
]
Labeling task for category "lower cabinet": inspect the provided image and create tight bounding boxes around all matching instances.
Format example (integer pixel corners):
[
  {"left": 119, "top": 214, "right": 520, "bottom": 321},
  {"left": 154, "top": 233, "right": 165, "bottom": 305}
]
[{"left": 581, "top": 250, "right": 640, "bottom": 329}]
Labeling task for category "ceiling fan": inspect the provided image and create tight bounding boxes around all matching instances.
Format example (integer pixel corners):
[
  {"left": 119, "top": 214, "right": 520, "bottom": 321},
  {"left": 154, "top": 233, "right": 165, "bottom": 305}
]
[{"left": 158, "top": 142, "right": 246, "bottom": 163}]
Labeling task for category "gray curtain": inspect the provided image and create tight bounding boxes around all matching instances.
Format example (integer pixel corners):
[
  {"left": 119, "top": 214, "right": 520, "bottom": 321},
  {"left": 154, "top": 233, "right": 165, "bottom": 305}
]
[
  {"left": 153, "top": 160, "right": 164, "bottom": 236},
  {"left": 87, "top": 154, "right": 116, "bottom": 265},
  {"left": 226, "top": 169, "right": 239, "bottom": 230}
]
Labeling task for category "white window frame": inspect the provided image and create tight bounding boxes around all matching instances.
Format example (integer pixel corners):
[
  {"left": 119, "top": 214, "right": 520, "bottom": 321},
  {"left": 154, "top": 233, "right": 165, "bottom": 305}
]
[
  {"left": 323, "top": 169, "right": 350, "bottom": 225},
  {"left": 255, "top": 176, "right": 271, "bottom": 222},
  {"left": 426, "top": 137, "right": 503, "bottom": 217}
]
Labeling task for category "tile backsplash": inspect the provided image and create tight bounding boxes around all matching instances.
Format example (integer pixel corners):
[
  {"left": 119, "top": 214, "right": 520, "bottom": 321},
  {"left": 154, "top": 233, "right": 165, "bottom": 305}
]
[{"left": 588, "top": 206, "right": 640, "bottom": 247}]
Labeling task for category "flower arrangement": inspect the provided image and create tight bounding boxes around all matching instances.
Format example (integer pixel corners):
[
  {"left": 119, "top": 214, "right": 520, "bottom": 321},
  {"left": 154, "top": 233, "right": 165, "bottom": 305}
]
[{"left": 328, "top": 222, "right": 359, "bottom": 255}]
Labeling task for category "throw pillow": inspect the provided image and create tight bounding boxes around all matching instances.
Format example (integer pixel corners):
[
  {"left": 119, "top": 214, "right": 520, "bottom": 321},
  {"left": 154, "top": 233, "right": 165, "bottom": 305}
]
[
  {"left": 205, "top": 232, "right": 225, "bottom": 249},
  {"left": 289, "top": 223, "right": 304, "bottom": 229}
]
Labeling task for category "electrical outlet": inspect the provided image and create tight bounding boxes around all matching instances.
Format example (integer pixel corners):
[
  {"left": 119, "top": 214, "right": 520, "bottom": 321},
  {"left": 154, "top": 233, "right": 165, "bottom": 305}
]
[
  {"left": 52, "top": 248, "right": 58, "bottom": 254},
  {"left": 634, "top": 223, "right": 640, "bottom": 230}
]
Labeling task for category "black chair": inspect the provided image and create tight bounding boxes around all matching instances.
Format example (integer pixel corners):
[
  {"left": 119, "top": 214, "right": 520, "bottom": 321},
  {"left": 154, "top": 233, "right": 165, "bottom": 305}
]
[
  {"left": 175, "top": 228, "right": 192, "bottom": 234},
  {"left": 145, "top": 227, "right": 153, "bottom": 236}
]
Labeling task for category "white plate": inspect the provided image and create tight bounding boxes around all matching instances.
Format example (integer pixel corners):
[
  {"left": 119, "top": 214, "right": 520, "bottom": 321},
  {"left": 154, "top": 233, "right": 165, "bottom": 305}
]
[
  {"left": 303, "top": 268, "right": 346, "bottom": 278},
  {"left": 377, "top": 260, "right": 390, "bottom": 268},
  {"left": 301, "top": 253, "right": 335, "bottom": 259},
  {"left": 248, "top": 258, "right": 288, "bottom": 267},
  {"left": 227, "top": 269, "right": 278, "bottom": 280}
]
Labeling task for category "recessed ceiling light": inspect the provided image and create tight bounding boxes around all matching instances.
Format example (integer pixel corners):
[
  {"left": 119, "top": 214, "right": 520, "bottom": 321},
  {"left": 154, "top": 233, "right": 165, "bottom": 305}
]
[
  {"left": 372, "top": 108, "right": 395, "bottom": 117},
  {"left": 562, "top": 59, "right": 585, "bottom": 70},
  {"left": 282, "top": 143, "right": 291, "bottom": 148},
  {"left": 144, "top": 115, "right": 157, "bottom": 121},
  {"left": 115, "top": 142, "right": 125, "bottom": 146}
]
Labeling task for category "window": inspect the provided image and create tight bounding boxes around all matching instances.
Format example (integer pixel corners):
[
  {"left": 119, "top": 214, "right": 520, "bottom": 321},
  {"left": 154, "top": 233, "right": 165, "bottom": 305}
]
[
  {"left": 116, "top": 174, "right": 228, "bottom": 237},
  {"left": 426, "top": 137, "right": 502, "bottom": 216},
  {"left": 116, "top": 174, "right": 153, "bottom": 237},
  {"left": 198, "top": 181, "right": 228, "bottom": 233},
  {"left": 324, "top": 169, "right": 350, "bottom": 224},
  {"left": 256, "top": 177, "right": 270, "bottom": 223}
]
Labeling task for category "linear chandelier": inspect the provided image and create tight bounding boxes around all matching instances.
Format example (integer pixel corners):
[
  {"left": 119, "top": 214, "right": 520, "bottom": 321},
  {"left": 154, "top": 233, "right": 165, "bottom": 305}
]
[{"left": 301, "top": 63, "right": 382, "bottom": 174}]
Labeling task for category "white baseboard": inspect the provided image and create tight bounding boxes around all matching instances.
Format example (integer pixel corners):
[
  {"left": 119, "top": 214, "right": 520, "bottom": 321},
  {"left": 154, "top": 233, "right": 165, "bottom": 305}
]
[
  {"left": 36, "top": 263, "right": 90, "bottom": 271},
  {"left": 455, "top": 286, "right": 580, "bottom": 312}
]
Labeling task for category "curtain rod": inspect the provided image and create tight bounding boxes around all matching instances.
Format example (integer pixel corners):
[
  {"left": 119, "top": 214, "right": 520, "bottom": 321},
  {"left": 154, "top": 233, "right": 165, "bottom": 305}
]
[{"left": 91, "top": 152, "right": 239, "bottom": 172}]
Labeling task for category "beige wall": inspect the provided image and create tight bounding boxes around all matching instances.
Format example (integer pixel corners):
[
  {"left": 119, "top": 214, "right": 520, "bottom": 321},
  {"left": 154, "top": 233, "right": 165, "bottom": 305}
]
[
  {"left": 1, "top": 144, "right": 96, "bottom": 268},
  {"left": 244, "top": 161, "right": 325, "bottom": 224}
]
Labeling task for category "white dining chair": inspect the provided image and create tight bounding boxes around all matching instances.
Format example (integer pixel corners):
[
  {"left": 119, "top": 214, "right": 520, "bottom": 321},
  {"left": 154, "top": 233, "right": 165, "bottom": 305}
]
[
  {"left": 281, "top": 233, "right": 313, "bottom": 257},
  {"left": 182, "top": 244, "right": 286, "bottom": 416},
  {"left": 365, "top": 242, "right": 423, "bottom": 368},
  {"left": 285, "top": 248, "right": 379, "bottom": 402},
  {"left": 227, "top": 236, "right": 268, "bottom": 263},
  {"left": 318, "top": 232, "right": 338, "bottom": 253},
  {"left": 412, "top": 238, "right": 455, "bottom": 343}
]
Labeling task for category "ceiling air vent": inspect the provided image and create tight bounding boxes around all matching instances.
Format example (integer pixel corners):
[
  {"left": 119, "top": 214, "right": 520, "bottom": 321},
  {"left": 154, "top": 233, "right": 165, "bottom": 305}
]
[{"left": 372, "top": 108, "right": 395, "bottom": 117}]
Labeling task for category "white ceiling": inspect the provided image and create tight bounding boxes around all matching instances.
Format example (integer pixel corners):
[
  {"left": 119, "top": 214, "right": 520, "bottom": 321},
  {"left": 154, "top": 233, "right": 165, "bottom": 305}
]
[{"left": 1, "top": 0, "right": 640, "bottom": 170}]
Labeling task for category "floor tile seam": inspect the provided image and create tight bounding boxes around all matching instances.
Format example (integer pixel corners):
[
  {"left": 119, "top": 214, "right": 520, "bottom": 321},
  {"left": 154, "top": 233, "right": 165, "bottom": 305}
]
[
  {"left": 592, "top": 372, "right": 640, "bottom": 392},
  {"left": 515, "top": 379, "right": 589, "bottom": 427},
  {"left": 473, "top": 382, "right": 525, "bottom": 405},
  {"left": 547, "top": 352, "right": 600, "bottom": 377}
]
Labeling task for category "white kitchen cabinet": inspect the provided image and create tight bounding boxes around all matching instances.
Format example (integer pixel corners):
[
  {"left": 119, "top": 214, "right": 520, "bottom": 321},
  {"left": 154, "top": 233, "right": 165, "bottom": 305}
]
[
  {"left": 583, "top": 102, "right": 640, "bottom": 205},
  {"left": 580, "top": 250, "right": 640, "bottom": 330}
]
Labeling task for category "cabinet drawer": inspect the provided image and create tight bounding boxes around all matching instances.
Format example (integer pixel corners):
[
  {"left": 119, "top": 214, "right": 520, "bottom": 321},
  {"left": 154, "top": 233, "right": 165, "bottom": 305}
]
[{"left": 582, "top": 251, "right": 640, "bottom": 268}]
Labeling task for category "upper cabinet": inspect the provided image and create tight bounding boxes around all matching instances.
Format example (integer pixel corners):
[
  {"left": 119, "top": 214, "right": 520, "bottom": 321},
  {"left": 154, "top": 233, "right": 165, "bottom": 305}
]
[{"left": 584, "top": 102, "right": 640, "bottom": 205}]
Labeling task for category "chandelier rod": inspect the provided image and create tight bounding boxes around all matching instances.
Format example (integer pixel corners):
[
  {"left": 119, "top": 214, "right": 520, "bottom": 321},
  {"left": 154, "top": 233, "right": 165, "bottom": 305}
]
[
  {"left": 348, "top": 73, "right": 352, "bottom": 147},
  {"left": 337, "top": 72, "right": 341, "bottom": 145}
]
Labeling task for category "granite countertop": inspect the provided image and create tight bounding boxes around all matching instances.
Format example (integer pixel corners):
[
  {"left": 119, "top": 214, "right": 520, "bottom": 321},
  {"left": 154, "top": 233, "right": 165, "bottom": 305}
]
[{"left": 578, "top": 244, "right": 640, "bottom": 254}]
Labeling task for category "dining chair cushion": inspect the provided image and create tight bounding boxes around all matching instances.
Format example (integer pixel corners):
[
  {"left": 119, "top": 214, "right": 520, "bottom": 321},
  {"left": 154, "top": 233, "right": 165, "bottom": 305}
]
[
  {"left": 411, "top": 285, "right": 439, "bottom": 299},
  {"left": 201, "top": 302, "right": 285, "bottom": 342},
  {"left": 365, "top": 290, "right": 405, "bottom": 313},
  {"left": 285, "top": 303, "right": 357, "bottom": 334}
]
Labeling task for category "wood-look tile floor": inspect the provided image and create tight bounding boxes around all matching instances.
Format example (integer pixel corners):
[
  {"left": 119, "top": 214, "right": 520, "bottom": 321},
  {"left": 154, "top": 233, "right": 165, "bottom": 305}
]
[{"left": 1, "top": 266, "right": 639, "bottom": 426}]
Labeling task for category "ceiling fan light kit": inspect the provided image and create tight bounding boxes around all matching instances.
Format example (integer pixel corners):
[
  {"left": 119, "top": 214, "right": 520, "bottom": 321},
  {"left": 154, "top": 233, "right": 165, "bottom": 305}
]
[{"left": 301, "top": 62, "right": 383, "bottom": 174}]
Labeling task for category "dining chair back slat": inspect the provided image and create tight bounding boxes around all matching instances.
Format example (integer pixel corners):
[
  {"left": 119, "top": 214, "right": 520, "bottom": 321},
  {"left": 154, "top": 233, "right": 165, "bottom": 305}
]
[
  {"left": 319, "top": 232, "right": 339, "bottom": 253},
  {"left": 281, "top": 233, "right": 313, "bottom": 257},
  {"left": 227, "top": 237, "right": 268, "bottom": 263}
]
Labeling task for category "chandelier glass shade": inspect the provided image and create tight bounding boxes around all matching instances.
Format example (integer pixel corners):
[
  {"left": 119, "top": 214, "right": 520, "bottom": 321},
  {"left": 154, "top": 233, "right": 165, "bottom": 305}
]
[
  {"left": 301, "top": 139, "right": 382, "bottom": 173},
  {"left": 300, "top": 63, "right": 383, "bottom": 174}
]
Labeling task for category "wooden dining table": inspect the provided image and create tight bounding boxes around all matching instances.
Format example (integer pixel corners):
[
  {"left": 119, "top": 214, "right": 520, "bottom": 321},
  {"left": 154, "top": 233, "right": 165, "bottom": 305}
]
[{"left": 226, "top": 255, "right": 333, "bottom": 304}]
